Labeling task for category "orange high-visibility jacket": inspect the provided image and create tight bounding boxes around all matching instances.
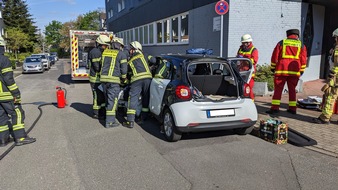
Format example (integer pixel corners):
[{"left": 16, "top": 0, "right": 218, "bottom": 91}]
[{"left": 270, "top": 35, "right": 307, "bottom": 76}]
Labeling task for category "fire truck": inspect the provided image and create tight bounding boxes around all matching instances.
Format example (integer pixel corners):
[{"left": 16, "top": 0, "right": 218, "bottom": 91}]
[{"left": 69, "top": 30, "right": 115, "bottom": 80}]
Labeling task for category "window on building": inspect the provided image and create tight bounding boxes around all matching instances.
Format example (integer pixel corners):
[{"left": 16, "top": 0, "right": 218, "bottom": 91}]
[
  {"left": 181, "top": 14, "right": 189, "bottom": 42},
  {"left": 139, "top": 27, "right": 144, "bottom": 44},
  {"left": 157, "top": 21, "right": 163, "bottom": 43},
  {"left": 135, "top": 28, "right": 139, "bottom": 42},
  {"left": 110, "top": 9, "right": 113, "bottom": 18},
  {"left": 130, "top": 29, "right": 134, "bottom": 43},
  {"left": 172, "top": 17, "right": 178, "bottom": 42},
  {"left": 118, "top": 0, "right": 125, "bottom": 12},
  {"left": 164, "top": 19, "right": 170, "bottom": 43},
  {"left": 144, "top": 25, "right": 148, "bottom": 44},
  {"left": 149, "top": 24, "right": 154, "bottom": 44}
]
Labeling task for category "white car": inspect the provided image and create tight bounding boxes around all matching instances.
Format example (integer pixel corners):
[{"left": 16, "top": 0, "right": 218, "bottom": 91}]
[
  {"left": 31, "top": 53, "right": 50, "bottom": 70},
  {"left": 149, "top": 54, "right": 258, "bottom": 142},
  {"left": 22, "top": 57, "right": 44, "bottom": 73}
]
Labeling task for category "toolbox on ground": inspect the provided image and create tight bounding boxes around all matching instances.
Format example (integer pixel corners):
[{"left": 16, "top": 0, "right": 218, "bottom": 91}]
[{"left": 259, "top": 119, "right": 288, "bottom": 144}]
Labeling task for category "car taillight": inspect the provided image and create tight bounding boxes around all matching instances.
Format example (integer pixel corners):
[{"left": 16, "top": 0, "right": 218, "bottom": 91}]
[
  {"left": 243, "top": 83, "right": 251, "bottom": 98},
  {"left": 175, "top": 85, "right": 191, "bottom": 100}
]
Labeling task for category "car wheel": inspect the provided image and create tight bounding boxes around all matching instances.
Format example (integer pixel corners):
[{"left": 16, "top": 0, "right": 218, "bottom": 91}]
[
  {"left": 163, "top": 109, "right": 182, "bottom": 142},
  {"left": 234, "top": 125, "right": 254, "bottom": 135}
]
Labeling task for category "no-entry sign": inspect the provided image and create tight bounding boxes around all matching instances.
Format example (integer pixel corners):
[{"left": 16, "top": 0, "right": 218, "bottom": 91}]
[{"left": 215, "top": 0, "right": 229, "bottom": 15}]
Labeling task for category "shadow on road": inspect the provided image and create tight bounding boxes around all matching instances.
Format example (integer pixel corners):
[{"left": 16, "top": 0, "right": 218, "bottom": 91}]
[{"left": 70, "top": 102, "right": 92, "bottom": 117}]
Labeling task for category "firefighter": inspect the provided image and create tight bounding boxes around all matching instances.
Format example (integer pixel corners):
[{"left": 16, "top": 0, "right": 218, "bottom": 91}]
[
  {"left": 236, "top": 34, "right": 259, "bottom": 100},
  {"left": 100, "top": 38, "right": 128, "bottom": 128},
  {"left": 123, "top": 41, "right": 156, "bottom": 128},
  {"left": 88, "top": 35, "right": 111, "bottom": 119},
  {"left": 312, "top": 28, "right": 338, "bottom": 124},
  {"left": 0, "top": 36, "right": 35, "bottom": 146},
  {"left": 266, "top": 29, "right": 307, "bottom": 115}
]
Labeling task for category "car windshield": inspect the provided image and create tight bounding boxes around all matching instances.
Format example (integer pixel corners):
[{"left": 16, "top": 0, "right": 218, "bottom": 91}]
[
  {"left": 25, "top": 58, "right": 40, "bottom": 62},
  {"left": 32, "top": 54, "right": 46, "bottom": 59}
]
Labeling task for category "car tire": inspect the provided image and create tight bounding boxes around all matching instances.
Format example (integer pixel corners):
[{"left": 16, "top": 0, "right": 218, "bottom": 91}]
[
  {"left": 163, "top": 109, "right": 182, "bottom": 142},
  {"left": 234, "top": 125, "right": 254, "bottom": 135}
]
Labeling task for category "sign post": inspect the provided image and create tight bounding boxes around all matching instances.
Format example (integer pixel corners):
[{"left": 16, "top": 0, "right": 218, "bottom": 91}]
[{"left": 215, "top": 0, "right": 229, "bottom": 57}]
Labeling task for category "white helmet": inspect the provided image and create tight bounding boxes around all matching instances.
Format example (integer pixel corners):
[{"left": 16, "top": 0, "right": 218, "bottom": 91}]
[
  {"left": 0, "top": 36, "right": 6, "bottom": 46},
  {"left": 112, "top": 37, "right": 124, "bottom": 46},
  {"left": 241, "top": 34, "right": 253, "bottom": 43},
  {"left": 96, "top": 35, "right": 111, "bottom": 46},
  {"left": 130, "top": 41, "right": 142, "bottom": 51},
  {"left": 333, "top": 28, "right": 338, "bottom": 37}
]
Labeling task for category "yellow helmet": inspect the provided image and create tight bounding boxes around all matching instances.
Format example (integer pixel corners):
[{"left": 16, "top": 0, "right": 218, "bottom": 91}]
[
  {"left": 241, "top": 34, "right": 252, "bottom": 43},
  {"left": 96, "top": 35, "right": 110, "bottom": 45},
  {"left": 130, "top": 41, "right": 142, "bottom": 51},
  {"left": 333, "top": 28, "right": 338, "bottom": 37},
  {"left": 0, "top": 36, "right": 6, "bottom": 46}
]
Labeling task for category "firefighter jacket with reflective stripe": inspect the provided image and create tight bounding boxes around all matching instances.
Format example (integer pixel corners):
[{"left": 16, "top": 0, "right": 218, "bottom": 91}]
[
  {"left": 154, "top": 60, "right": 169, "bottom": 79},
  {"left": 100, "top": 49, "right": 128, "bottom": 84},
  {"left": 270, "top": 35, "right": 307, "bottom": 76},
  {"left": 89, "top": 47, "right": 104, "bottom": 83},
  {"left": 0, "top": 47, "right": 20, "bottom": 102},
  {"left": 237, "top": 44, "right": 258, "bottom": 77},
  {"left": 128, "top": 52, "right": 155, "bottom": 83}
]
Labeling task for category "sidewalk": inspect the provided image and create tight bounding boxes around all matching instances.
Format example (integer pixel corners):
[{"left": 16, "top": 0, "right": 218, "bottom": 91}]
[{"left": 255, "top": 79, "right": 338, "bottom": 157}]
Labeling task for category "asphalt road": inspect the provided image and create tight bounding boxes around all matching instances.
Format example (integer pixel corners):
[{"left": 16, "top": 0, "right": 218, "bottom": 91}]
[{"left": 0, "top": 59, "right": 337, "bottom": 190}]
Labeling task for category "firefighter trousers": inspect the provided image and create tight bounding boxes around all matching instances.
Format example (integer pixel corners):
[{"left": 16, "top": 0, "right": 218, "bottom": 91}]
[
  {"left": 90, "top": 83, "right": 105, "bottom": 117},
  {"left": 102, "top": 82, "right": 120, "bottom": 124},
  {"left": 0, "top": 101, "right": 27, "bottom": 143},
  {"left": 271, "top": 75, "right": 299, "bottom": 111},
  {"left": 126, "top": 78, "right": 151, "bottom": 122},
  {"left": 319, "top": 87, "right": 338, "bottom": 122}
]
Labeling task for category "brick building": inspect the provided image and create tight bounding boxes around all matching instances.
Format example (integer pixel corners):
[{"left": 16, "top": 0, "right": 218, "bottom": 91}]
[{"left": 105, "top": 0, "right": 338, "bottom": 82}]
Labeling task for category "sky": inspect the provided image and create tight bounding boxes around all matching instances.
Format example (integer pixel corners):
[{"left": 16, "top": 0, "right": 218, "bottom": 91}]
[{"left": 25, "top": 0, "right": 105, "bottom": 30}]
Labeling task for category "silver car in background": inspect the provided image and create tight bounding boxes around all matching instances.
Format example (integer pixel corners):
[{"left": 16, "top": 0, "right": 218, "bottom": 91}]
[
  {"left": 31, "top": 53, "right": 50, "bottom": 70},
  {"left": 22, "top": 57, "right": 44, "bottom": 73}
]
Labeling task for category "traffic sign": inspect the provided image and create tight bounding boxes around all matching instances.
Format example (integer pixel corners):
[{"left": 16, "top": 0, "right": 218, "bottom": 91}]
[{"left": 215, "top": 0, "right": 229, "bottom": 15}]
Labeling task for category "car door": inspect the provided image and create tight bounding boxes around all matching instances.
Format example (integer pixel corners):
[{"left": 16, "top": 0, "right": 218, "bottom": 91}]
[
  {"left": 149, "top": 59, "right": 172, "bottom": 116},
  {"left": 228, "top": 58, "right": 254, "bottom": 84}
]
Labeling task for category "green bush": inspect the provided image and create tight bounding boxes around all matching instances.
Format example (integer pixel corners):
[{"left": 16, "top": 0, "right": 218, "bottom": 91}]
[{"left": 255, "top": 64, "right": 274, "bottom": 91}]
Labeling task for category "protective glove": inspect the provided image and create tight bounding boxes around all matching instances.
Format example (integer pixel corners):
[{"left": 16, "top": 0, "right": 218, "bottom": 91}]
[
  {"left": 14, "top": 97, "right": 21, "bottom": 105},
  {"left": 321, "top": 84, "right": 331, "bottom": 95}
]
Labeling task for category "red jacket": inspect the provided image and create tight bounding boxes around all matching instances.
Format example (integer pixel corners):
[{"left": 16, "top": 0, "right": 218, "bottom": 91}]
[
  {"left": 237, "top": 43, "right": 259, "bottom": 76},
  {"left": 270, "top": 35, "right": 307, "bottom": 76}
]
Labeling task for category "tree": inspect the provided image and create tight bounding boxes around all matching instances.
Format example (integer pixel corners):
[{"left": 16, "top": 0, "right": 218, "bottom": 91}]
[
  {"left": 59, "top": 21, "right": 76, "bottom": 51},
  {"left": 5, "top": 27, "right": 32, "bottom": 59},
  {"left": 45, "top": 20, "right": 63, "bottom": 47},
  {"left": 75, "top": 10, "right": 101, "bottom": 30},
  {"left": 2, "top": 0, "right": 37, "bottom": 51}
]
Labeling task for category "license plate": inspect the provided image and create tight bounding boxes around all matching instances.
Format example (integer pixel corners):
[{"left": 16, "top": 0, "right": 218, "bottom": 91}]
[{"left": 207, "top": 109, "right": 235, "bottom": 118}]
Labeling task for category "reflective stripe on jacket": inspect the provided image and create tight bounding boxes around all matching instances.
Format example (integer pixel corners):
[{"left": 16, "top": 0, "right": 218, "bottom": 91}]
[
  {"left": 128, "top": 52, "right": 152, "bottom": 83},
  {"left": 270, "top": 35, "right": 307, "bottom": 76},
  {"left": 89, "top": 47, "right": 103, "bottom": 83},
  {"left": 0, "top": 49, "right": 20, "bottom": 102},
  {"left": 100, "top": 49, "right": 128, "bottom": 83}
]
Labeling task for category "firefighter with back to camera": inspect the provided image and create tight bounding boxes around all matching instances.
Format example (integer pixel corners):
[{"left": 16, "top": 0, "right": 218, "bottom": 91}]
[
  {"left": 123, "top": 41, "right": 156, "bottom": 128},
  {"left": 88, "top": 35, "right": 110, "bottom": 120},
  {"left": 313, "top": 28, "right": 338, "bottom": 124},
  {"left": 100, "top": 38, "right": 128, "bottom": 128},
  {"left": 0, "top": 36, "right": 36, "bottom": 147},
  {"left": 266, "top": 29, "right": 307, "bottom": 115}
]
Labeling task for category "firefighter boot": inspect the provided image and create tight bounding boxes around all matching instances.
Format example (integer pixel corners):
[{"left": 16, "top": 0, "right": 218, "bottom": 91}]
[
  {"left": 123, "top": 121, "right": 134, "bottom": 129},
  {"left": 0, "top": 137, "right": 10, "bottom": 147},
  {"left": 312, "top": 117, "right": 330, "bottom": 125},
  {"left": 15, "top": 136, "right": 36, "bottom": 146},
  {"left": 105, "top": 121, "right": 121, "bottom": 128}
]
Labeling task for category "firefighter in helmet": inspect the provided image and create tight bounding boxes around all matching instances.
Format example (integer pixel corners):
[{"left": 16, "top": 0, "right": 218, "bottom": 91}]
[
  {"left": 100, "top": 38, "right": 128, "bottom": 128},
  {"left": 313, "top": 28, "right": 338, "bottom": 124},
  {"left": 88, "top": 35, "right": 111, "bottom": 120},
  {"left": 266, "top": 29, "right": 307, "bottom": 115},
  {"left": 236, "top": 34, "right": 259, "bottom": 100},
  {"left": 123, "top": 41, "right": 156, "bottom": 128},
  {"left": 0, "top": 36, "right": 36, "bottom": 146}
]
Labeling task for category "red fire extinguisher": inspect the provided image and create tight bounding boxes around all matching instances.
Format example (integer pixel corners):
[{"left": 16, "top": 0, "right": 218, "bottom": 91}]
[{"left": 56, "top": 86, "right": 67, "bottom": 108}]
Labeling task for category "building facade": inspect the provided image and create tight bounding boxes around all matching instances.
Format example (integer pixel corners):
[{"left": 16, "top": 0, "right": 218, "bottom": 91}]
[{"left": 106, "top": 0, "right": 338, "bottom": 82}]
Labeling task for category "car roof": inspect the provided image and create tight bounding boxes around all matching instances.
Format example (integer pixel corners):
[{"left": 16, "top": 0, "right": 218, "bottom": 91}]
[{"left": 160, "top": 54, "right": 227, "bottom": 67}]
